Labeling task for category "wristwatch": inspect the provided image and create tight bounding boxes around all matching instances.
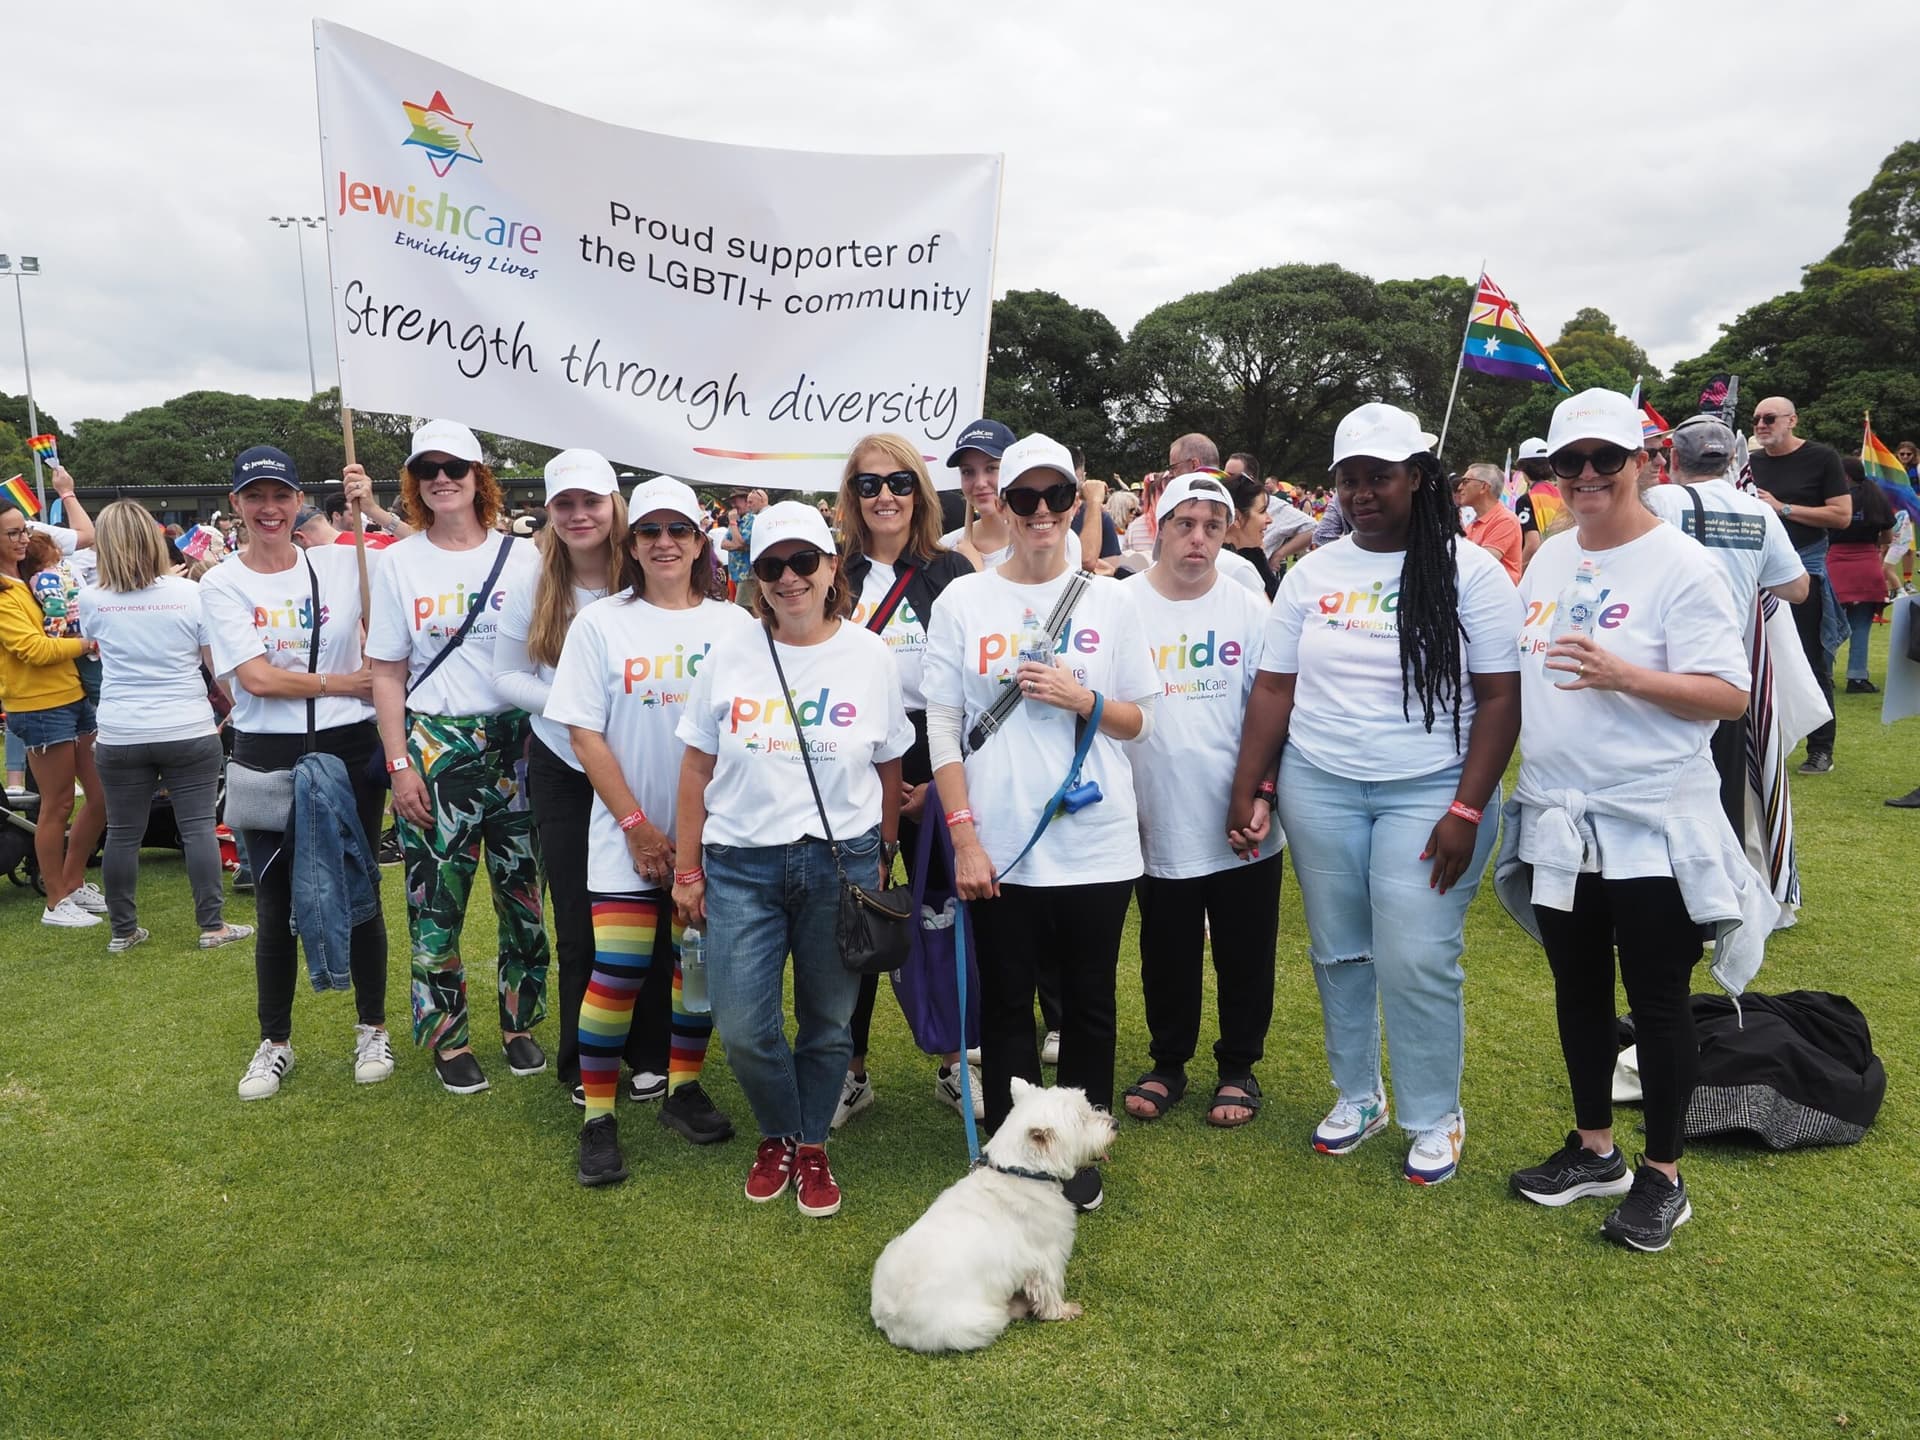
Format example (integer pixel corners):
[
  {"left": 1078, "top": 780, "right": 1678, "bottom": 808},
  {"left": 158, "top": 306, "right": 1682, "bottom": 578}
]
[
  {"left": 1781, "top": 503, "right": 1794, "bottom": 519},
  {"left": 385, "top": 756, "right": 411, "bottom": 774}
]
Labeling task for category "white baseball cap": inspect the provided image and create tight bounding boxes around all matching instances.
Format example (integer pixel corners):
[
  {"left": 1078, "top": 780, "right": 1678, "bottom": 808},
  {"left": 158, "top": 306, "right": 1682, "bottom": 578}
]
[
  {"left": 1155, "top": 471, "right": 1236, "bottom": 524},
  {"left": 1546, "top": 388, "right": 1645, "bottom": 456},
  {"left": 1328, "top": 403, "right": 1439, "bottom": 470},
  {"left": 543, "top": 448, "right": 618, "bottom": 501},
  {"left": 1517, "top": 437, "right": 1550, "bottom": 461},
  {"left": 748, "top": 500, "right": 837, "bottom": 563},
  {"left": 997, "top": 434, "right": 1078, "bottom": 492},
  {"left": 406, "top": 419, "right": 484, "bottom": 467},
  {"left": 627, "top": 476, "right": 704, "bottom": 527}
]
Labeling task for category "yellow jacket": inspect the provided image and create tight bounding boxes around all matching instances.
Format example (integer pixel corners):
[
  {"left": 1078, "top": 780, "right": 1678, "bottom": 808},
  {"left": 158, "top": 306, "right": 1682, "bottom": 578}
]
[{"left": 0, "top": 579, "right": 85, "bottom": 715}]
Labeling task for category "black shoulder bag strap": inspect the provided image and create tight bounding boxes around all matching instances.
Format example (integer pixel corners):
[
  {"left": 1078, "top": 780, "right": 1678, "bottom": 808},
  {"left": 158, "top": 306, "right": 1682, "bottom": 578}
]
[
  {"left": 965, "top": 570, "right": 1090, "bottom": 754},
  {"left": 1684, "top": 484, "right": 1707, "bottom": 545},
  {"left": 302, "top": 554, "right": 322, "bottom": 754},
  {"left": 864, "top": 563, "right": 916, "bottom": 636},
  {"left": 405, "top": 535, "right": 514, "bottom": 698},
  {"left": 763, "top": 626, "right": 845, "bottom": 859}
]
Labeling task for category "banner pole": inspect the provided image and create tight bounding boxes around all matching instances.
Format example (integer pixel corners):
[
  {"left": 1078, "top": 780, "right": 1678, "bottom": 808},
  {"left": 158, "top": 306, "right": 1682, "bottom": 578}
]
[
  {"left": 313, "top": 22, "right": 369, "bottom": 621},
  {"left": 342, "top": 406, "right": 370, "bottom": 619},
  {"left": 1435, "top": 260, "right": 1483, "bottom": 459}
]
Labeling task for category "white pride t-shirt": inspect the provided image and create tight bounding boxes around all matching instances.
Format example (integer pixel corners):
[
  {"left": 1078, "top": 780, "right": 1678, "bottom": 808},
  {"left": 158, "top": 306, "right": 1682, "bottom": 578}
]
[
  {"left": 1517, "top": 525, "right": 1750, "bottom": 878},
  {"left": 1263, "top": 536, "right": 1521, "bottom": 781},
  {"left": 922, "top": 568, "right": 1157, "bottom": 886},
  {"left": 496, "top": 578, "right": 609, "bottom": 769},
  {"left": 1642, "top": 479, "right": 1805, "bottom": 645},
  {"left": 677, "top": 620, "right": 913, "bottom": 848},
  {"left": 200, "top": 545, "right": 376, "bottom": 735},
  {"left": 1130, "top": 573, "right": 1277, "bottom": 878},
  {"left": 364, "top": 533, "right": 539, "bottom": 716},
  {"left": 76, "top": 577, "right": 216, "bottom": 746},
  {"left": 547, "top": 595, "right": 755, "bottom": 894},
  {"left": 852, "top": 560, "right": 933, "bottom": 711}
]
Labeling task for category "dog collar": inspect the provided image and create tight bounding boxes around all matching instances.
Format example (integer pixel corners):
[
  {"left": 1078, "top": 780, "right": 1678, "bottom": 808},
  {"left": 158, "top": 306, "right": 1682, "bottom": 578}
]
[{"left": 982, "top": 1160, "right": 1062, "bottom": 1185}]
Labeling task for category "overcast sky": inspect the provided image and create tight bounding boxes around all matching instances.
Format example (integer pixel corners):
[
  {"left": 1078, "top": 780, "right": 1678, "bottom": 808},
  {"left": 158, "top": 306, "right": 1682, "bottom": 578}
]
[{"left": 10, "top": 0, "right": 1917, "bottom": 427}]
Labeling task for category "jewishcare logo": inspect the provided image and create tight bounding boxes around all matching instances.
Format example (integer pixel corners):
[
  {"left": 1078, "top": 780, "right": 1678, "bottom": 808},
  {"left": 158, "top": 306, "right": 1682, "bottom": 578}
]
[{"left": 402, "top": 90, "right": 482, "bottom": 177}]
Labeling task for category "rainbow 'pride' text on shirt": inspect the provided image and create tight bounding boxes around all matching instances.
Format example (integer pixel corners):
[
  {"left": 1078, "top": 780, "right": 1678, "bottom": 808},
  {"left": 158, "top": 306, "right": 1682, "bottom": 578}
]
[
  {"left": 412, "top": 586, "right": 508, "bottom": 628},
  {"left": 976, "top": 624, "right": 1101, "bottom": 674},
  {"left": 730, "top": 687, "right": 857, "bottom": 732},
  {"left": 624, "top": 643, "right": 709, "bottom": 691},
  {"left": 1151, "top": 629, "right": 1242, "bottom": 673}
]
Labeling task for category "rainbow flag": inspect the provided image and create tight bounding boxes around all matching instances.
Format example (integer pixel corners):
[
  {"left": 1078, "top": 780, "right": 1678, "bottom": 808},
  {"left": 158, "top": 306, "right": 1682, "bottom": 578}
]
[
  {"left": 1863, "top": 418, "right": 1920, "bottom": 523},
  {"left": 1, "top": 473, "right": 40, "bottom": 518},
  {"left": 1461, "top": 274, "right": 1570, "bottom": 391},
  {"left": 27, "top": 433, "right": 59, "bottom": 468},
  {"left": 1526, "top": 480, "right": 1565, "bottom": 533}
]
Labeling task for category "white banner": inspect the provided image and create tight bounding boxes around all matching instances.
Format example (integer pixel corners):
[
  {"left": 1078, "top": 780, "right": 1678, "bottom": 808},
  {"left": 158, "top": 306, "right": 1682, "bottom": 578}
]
[{"left": 313, "top": 22, "right": 1000, "bottom": 491}]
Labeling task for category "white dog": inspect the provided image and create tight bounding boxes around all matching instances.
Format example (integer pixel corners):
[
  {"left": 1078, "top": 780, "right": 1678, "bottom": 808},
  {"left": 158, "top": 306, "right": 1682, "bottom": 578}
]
[{"left": 870, "top": 1077, "right": 1117, "bottom": 1354}]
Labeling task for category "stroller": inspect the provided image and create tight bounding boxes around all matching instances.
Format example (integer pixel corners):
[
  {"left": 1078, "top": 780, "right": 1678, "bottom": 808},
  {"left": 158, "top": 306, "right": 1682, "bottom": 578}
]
[{"left": 0, "top": 784, "right": 39, "bottom": 891}]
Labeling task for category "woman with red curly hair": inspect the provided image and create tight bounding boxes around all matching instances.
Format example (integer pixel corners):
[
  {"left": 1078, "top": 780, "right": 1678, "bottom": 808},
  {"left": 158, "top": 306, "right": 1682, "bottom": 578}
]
[{"left": 365, "top": 420, "right": 549, "bottom": 1096}]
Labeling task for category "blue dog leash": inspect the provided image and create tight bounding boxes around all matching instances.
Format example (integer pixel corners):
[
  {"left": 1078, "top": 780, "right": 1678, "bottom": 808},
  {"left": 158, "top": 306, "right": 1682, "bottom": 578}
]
[{"left": 992, "top": 692, "right": 1103, "bottom": 882}]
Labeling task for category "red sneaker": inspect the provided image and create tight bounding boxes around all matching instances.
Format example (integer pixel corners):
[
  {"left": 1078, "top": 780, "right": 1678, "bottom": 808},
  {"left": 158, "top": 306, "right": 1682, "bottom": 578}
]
[
  {"left": 792, "top": 1145, "right": 842, "bottom": 1218},
  {"left": 744, "top": 1137, "right": 796, "bottom": 1203}
]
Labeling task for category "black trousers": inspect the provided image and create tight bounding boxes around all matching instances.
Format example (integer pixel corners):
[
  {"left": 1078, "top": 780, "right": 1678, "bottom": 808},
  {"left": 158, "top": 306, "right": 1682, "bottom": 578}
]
[
  {"left": 1135, "top": 856, "right": 1284, "bottom": 1082},
  {"left": 1533, "top": 874, "right": 1703, "bottom": 1164},
  {"left": 968, "top": 878, "right": 1134, "bottom": 1132},
  {"left": 1709, "top": 714, "right": 1748, "bottom": 837},
  {"left": 1790, "top": 583, "right": 1836, "bottom": 755},
  {"left": 528, "top": 736, "right": 667, "bottom": 1085},
  {"left": 236, "top": 722, "right": 387, "bottom": 1043}
]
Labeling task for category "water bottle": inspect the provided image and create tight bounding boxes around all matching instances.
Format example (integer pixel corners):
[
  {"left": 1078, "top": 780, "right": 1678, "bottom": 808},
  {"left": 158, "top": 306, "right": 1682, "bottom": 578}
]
[
  {"left": 1017, "top": 606, "right": 1052, "bottom": 708},
  {"left": 678, "top": 926, "right": 711, "bottom": 1015},
  {"left": 1550, "top": 559, "right": 1601, "bottom": 641}
]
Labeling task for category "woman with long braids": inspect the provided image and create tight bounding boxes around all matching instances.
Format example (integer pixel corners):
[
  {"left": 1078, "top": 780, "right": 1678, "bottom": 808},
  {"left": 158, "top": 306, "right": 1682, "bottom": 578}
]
[{"left": 1228, "top": 403, "right": 1522, "bottom": 1186}]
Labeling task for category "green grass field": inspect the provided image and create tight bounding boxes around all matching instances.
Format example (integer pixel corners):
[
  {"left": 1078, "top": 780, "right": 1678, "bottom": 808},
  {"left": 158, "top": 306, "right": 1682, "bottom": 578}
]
[{"left": 3, "top": 646, "right": 1916, "bottom": 1438}]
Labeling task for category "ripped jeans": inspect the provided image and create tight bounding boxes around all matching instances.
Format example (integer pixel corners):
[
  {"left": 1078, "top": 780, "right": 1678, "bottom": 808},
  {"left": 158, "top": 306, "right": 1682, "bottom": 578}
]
[{"left": 1275, "top": 747, "right": 1499, "bottom": 1133}]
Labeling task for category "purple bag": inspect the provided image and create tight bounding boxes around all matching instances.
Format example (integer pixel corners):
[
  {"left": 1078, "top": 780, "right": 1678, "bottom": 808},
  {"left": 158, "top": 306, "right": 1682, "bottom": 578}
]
[{"left": 890, "top": 780, "right": 979, "bottom": 1055}]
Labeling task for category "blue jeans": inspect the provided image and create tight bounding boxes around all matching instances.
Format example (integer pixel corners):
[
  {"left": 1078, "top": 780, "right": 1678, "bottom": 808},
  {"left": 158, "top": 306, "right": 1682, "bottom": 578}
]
[
  {"left": 1842, "top": 603, "right": 1876, "bottom": 681},
  {"left": 704, "top": 829, "right": 878, "bottom": 1146},
  {"left": 1275, "top": 748, "right": 1499, "bottom": 1132}
]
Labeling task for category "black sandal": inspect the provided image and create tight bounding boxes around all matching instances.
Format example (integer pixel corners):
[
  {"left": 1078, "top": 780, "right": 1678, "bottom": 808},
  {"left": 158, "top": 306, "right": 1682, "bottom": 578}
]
[
  {"left": 1123, "top": 1071, "right": 1187, "bottom": 1120},
  {"left": 1207, "top": 1075, "right": 1263, "bottom": 1128}
]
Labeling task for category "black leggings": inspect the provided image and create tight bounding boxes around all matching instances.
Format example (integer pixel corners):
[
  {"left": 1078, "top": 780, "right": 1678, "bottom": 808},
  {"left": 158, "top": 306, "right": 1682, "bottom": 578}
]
[
  {"left": 235, "top": 722, "right": 387, "bottom": 1043},
  {"left": 1534, "top": 873, "right": 1703, "bottom": 1164}
]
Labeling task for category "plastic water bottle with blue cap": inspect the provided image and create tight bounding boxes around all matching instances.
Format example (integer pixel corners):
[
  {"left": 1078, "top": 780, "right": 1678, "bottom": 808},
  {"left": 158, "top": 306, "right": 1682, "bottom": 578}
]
[
  {"left": 678, "top": 925, "right": 710, "bottom": 1014},
  {"left": 1551, "top": 558, "right": 1601, "bottom": 642}
]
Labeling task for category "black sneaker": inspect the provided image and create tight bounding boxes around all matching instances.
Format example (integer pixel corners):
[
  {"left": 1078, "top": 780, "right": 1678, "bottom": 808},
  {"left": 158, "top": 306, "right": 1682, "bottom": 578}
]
[
  {"left": 1797, "top": 751, "right": 1834, "bottom": 775},
  {"left": 627, "top": 1071, "right": 667, "bottom": 1103},
  {"left": 570, "top": 1082, "right": 586, "bottom": 1108},
  {"left": 378, "top": 827, "right": 403, "bottom": 866},
  {"left": 435, "top": 1050, "right": 489, "bottom": 1095},
  {"left": 232, "top": 870, "right": 255, "bottom": 893},
  {"left": 659, "top": 1080, "right": 735, "bottom": 1144},
  {"left": 1601, "top": 1160, "right": 1692, "bottom": 1252},
  {"left": 1845, "top": 678, "right": 1879, "bottom": 694},
  {"left": 577, "top": 1115, "right": 630, "bottom": 1188},
  {"left": 1509, "top": 1132, "right": 1633, "bottom": 1207},
  {"left": 503, "top": 1035, "right": 547, "bottom": 1077},
  {"left": 1063, "top": 1164, "right": 1104, "bottom": 1213}
]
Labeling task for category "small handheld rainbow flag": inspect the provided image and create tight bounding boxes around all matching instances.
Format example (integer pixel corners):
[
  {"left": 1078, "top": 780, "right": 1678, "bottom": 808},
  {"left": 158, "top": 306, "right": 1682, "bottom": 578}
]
[
  {"left": 1, "top": 473, "right": 40, "bottom": 517},
  {"left": 1461, "top": 274, "right": 1571, "bottom": 391},
  {"left": 27, "top": 434, "right": 59, "bottom": 468},
  {"left": 1862, "top": 416, "right": 1920, "bottom": 524},
  {"left": 180, "top": 524, "right": 219, "bottom": 561}
]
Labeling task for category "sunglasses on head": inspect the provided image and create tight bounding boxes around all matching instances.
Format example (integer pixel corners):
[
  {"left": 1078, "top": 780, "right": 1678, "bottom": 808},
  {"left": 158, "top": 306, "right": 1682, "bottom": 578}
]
[
  {"left": 853, "top": 471, "right": 917, "bottom": 499},
  {"left": 633, "top": 521, "right": 699, "bottom": 541},
  {"left": 752, "top": 549, "right": 828, "bottom": 583},
  {"left": 1002, "top": 481, "right": 1078, "bottom": 517},
  {"left": 408, "top": 458, "right": 472, "bottom": 481},
  {"left": 1549, "top": 445, "right": 1635, "bottom": 480}
]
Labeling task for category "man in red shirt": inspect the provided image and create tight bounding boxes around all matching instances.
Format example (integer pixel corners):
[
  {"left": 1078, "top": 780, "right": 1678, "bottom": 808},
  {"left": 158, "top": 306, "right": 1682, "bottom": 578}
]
[{"left": 1454, "top": 462, "right": 1523, "bottom": 582}]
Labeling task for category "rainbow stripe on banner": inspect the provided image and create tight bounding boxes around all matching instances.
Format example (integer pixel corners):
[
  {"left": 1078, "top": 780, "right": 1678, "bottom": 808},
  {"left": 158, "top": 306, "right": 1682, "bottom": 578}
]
[
  {"left": 1, "top": 473, "right": 40, "bottom": 518},
  {"left": 27, "top": 433, "right": 59, "bottom": 468},
  {"left": 1461, "top": 274, "right": 1570, "bottom": 391},
  {"left": 693, "top": 447, "right": 939, "bottom": 463},
  {"left": 1863, "top": 418, "right": 1920, "bottom": 524}
]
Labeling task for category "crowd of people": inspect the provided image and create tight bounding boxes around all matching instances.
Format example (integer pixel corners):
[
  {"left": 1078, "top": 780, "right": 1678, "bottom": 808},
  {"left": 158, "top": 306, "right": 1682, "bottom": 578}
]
[{"left": 3, "top": 383, "right": 1915, "bottom": 1253}]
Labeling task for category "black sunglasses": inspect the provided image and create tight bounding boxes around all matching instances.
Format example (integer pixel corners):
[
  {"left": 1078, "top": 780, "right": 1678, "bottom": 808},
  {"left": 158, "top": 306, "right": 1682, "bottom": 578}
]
[
  {"left": 752, "top": 549, "right": 828, "bottom": 583},
  {"left": 1002, "top": 481, "right": 1078, "bottom": 517},
  {"left": 1752, "top": 412, "right": 1784, "bottom": 426},
  {"left": 1549, "top": 445, "right": 1635, "bottom": 480},
  {"left": 408, "top": 458, "right": 472, "bottom": 481},
  {"left": 853, "top": 471, "right": 917, "bottom": 499},
  {"left": 633, "top": 521, "right": 699, "bottom": 541}
]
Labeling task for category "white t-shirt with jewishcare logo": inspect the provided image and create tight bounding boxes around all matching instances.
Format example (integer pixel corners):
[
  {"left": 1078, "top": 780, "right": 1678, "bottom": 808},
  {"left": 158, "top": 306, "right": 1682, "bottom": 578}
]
[
  {"left": 1262, "top": 534, "right": 1522, "bottom": 782},
  {"left": 76, "top": 577, "right": 217, "bottom": 746},
  {"left": 922, "top": 568, "right": 1157, "bottom": 887},
  {"left": 677, "top": 620, "right": 914, "bottom": 848},
  {"left": 200, "top": 545, "right": 377, "bottom": 735},
  {"left": 1130, "top": 574, "right": 1277, "bottom": 879},
  {"left": 852, "top": 560, "right": 934, "bottom": 712},
  {"left": 547, "top": 595, "right": 755, "bottom": 894},
  {"left": 364, "top": 533, "right": 539, "bottom": 716},
  {"left": 496, "top": 578, "right": 608, "bottom": 768},
  {"left": 1517, "top": 525, "right": 1751, "bottom": 879}
]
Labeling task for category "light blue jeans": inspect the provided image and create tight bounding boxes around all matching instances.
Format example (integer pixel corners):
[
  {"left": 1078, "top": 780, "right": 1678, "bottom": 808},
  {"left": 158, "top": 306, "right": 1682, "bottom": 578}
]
[
  {"left": 704, "top": 829, "right": 879, "bottom": 1146},
  {"left": 1275, "top": 747, "right": 1499, "bottom": 1132}
]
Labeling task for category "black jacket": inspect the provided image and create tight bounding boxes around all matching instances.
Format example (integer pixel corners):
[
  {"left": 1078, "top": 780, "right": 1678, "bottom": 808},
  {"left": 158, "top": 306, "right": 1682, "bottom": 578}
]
[{"left": 841, "top": 547, "right": 974, "bottom": 661}]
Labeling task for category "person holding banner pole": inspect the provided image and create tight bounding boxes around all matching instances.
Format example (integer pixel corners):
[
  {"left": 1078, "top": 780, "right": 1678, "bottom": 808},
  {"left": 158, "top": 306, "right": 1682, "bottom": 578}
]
[{"left": 365, "top": 420, "right": 547, "bottom": 1097}]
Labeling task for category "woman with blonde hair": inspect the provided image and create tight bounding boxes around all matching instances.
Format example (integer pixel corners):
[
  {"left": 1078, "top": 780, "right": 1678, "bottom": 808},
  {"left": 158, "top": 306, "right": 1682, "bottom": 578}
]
[
  {"left": 831, "top": 433, "right": 978, "bottom": 1128},
  {"left": 79, "top": 501, "right": 246, "bottom": 952}
]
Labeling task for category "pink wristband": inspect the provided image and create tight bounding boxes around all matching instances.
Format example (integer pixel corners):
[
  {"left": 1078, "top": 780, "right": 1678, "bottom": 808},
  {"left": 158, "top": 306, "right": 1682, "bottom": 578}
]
[
  {"left": 674, "top": 868, "right": 705, "bottom": 885},
  {"left": 945, "top": 808, "right": 974, "bottom": 828},
  {"left": 617, "top": 809, "right": 648, "bottom": 832},
  {"left": 1448, "top": 801, "right": 1484, "bottom": 825}
]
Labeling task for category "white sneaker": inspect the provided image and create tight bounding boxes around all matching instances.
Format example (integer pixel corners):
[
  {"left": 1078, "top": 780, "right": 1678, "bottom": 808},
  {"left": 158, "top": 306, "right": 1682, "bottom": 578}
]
[
  {"left": 965, "top": 1047, "right": 982, "bottom": 1065},
  {"left": 238, "top": 1040, "right": 294, "bottom": 1101},
  {"left": 1405, "top": 1111, "right": 1466, "bottom": 1186},
  {"left": 1040, "top": 1030, "right": 1061, "bottom": 1066},
  {"left": 831, "top": 1070, "right": 874, "bottom": 1130},
  {"left": 353, "top": 1025, "right": 395, "bottom": 1085},
  {"left": 106, "top": 927, "right": 150, "bottom": 954},
  {"left": 42, "top": 898, "right": 101, "bottom": 928},
  {"left": 68, "top": 882, "right": 108, "bottom": 914},
  {"left": 1312, "top": 1091, "right": 1389, "bottom": 1154},
  {"left": 935, "top": 1062, "right": 986, "bottom": 1120}
]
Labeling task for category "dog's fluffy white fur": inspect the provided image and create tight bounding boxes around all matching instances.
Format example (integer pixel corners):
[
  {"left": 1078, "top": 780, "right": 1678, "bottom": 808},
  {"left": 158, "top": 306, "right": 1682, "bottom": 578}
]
[{"left": 870, "top": 1077, "right": 1117, "bottom": 1353}]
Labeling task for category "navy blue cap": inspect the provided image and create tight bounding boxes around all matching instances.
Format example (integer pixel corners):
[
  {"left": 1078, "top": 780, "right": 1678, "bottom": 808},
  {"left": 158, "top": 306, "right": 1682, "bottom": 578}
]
[
  {"left": 231, "top": 445, "right": 300, "bottom": 491},
  {"left": 944, "top": 419, "right": 1015, "bottom": 467}
]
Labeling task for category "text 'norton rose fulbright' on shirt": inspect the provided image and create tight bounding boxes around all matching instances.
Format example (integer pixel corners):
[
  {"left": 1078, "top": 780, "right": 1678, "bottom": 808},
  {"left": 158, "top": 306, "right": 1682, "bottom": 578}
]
[
  {"left": 546, "top": 595, "right": 754, "bottom": 895},
  {"left": 496, "top": 578, "right": 608, "bottom": 769},
  {"left": 852, "top": 560, "right": 932, "bottom": 712},
  {"left": 1516, "top": 525, "right": 1750, "bottom": 879},
  {"left": 1262, "top": 535, "right": 1522, "bottom": 782},
  {"left": 1130, "top": 575, "right": 1279, "bottom": 879},
  {"left": 922, "top": 568, "right": 1157, "bottom": 886},
  {"left": 676, "top": 620, "right": 913, "bottom": 848},
  {"left": 364, "top": 533, "right": 539, "bottom": 716},
  {"left": 199, "top": 545, "right": 377, "bottom": 735},
  {"left": 76, "top": 576, "right": 216, "bottom": 746}
]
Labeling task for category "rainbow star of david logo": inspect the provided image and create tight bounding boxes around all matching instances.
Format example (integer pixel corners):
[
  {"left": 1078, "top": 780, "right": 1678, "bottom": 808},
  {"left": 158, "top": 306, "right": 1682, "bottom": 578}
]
[{"left": 401, "top": 90, "right": 483, "bottom": 177}]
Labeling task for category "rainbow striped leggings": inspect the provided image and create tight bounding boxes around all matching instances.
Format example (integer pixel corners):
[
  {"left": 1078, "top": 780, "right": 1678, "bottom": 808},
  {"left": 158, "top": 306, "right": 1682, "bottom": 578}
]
[{"left": 581, "top": 892, "right": 713, "bottom": 1120}]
